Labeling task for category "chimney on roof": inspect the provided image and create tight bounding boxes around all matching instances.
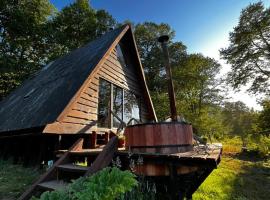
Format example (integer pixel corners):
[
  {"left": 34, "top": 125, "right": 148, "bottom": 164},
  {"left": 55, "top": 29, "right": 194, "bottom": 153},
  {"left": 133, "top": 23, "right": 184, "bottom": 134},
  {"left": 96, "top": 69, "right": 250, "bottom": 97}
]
[{"left": 158, "top": 35, "right": 178, "bottom": 122}]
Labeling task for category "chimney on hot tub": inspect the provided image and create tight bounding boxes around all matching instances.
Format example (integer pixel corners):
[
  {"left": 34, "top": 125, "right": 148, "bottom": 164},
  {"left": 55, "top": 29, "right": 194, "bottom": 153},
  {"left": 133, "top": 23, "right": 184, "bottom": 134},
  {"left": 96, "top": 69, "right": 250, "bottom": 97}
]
[{"left": 158, "top": 35, "right": 178, "bottom": 122}]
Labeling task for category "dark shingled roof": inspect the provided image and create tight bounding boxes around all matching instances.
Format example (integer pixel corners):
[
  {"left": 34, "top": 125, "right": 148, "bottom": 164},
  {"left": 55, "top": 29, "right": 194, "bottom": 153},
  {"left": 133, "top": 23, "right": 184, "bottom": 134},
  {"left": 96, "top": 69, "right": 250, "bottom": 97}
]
[{"left": 0, "top": 26, "right": 126, "bottom": 133}]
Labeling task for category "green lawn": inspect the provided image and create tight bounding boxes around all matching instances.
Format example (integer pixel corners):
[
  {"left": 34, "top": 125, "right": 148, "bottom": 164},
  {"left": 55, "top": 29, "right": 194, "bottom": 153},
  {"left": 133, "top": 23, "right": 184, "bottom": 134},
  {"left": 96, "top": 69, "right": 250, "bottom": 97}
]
[
  {"left": 194, "top": 138, "right": 270, "bottom": 200},
  {"left": 193, "top": 156, "right": 270, "bottom": 200}
]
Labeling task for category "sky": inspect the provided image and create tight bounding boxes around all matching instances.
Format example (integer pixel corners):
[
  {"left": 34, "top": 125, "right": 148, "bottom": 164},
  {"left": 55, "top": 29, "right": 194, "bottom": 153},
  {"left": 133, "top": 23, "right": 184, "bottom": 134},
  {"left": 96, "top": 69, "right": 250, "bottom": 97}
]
[{"left": 51, "top": 0, "right": 270, "bottom": 110}]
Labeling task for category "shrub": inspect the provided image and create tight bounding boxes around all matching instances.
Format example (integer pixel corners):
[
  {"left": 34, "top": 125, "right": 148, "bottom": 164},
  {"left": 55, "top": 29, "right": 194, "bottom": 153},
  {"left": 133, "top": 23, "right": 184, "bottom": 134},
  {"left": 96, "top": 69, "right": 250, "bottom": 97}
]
[{"left": 32, "top": 167, "right": 138, "bottom": 200}]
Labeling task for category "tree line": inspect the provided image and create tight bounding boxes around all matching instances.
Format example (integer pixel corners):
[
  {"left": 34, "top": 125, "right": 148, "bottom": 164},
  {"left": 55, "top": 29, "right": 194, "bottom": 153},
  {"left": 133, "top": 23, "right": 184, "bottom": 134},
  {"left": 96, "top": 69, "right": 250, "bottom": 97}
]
[{"left": 0, "top": 0, "right": 269, "bottom": 155}]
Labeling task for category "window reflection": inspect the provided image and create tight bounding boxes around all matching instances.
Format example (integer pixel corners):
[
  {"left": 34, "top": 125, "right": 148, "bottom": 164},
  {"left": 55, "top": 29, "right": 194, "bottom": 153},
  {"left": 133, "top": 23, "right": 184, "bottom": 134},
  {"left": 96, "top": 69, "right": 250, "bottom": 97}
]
[
  {"left": 124, "top": 91, "right": 140, "bottom": 125},
  {"left": 98, "top": 79, "right": 141, "bottom": 128},
  {"left": 98, "top": 79, "right": 111, "bottom": 128},
  {"left": 113, "top": 85, "right": 123, "bottom": 127}
]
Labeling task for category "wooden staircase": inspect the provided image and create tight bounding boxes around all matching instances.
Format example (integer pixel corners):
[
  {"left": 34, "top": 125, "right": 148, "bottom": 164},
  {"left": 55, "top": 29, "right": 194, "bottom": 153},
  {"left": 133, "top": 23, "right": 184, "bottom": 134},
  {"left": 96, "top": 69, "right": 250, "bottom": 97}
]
[{"left": 18, "top": 136, "right": 118, "bottom": 200}]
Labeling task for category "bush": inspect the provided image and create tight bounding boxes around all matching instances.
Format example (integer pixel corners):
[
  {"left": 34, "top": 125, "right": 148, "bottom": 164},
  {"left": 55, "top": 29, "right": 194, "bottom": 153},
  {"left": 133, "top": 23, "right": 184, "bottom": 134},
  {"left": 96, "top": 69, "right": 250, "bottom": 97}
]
[
  {"left": 249, "top": 134, "right": 270, "bottom": 157},
  {"left": 32, "top": 167, "right": 138, "bottom": 200}
]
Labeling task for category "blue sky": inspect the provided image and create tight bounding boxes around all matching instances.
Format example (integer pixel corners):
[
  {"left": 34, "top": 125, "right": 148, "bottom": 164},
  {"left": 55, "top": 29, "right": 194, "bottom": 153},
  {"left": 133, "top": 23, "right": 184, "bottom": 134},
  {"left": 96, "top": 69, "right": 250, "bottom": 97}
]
[{"left": 50, "top": 0, "right": 270, "bottom": 109}]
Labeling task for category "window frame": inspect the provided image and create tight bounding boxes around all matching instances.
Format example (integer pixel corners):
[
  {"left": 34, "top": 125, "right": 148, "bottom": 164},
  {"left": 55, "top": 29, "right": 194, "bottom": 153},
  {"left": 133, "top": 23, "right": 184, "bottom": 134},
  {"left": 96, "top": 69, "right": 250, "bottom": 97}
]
[{"left": 97, "top": 78, "right": 141, "bottom": 129}]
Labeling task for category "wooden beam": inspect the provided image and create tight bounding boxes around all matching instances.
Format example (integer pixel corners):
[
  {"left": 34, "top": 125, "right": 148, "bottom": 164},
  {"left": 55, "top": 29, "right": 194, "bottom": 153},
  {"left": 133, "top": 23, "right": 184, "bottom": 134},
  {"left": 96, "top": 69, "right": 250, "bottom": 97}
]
[{"left": 43, "top": 122, "right": 97, "bottom": 134}]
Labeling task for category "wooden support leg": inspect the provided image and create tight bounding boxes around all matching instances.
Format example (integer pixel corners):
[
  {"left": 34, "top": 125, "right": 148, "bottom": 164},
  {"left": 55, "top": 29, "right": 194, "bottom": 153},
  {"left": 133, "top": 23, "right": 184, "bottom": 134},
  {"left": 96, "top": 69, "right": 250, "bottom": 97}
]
[
  {"left": 104, "top": 132, "right": 109, "bottom": 144},
  {"left": 91, "top": 131, "right": 97, "bottom": 149},
  {"left": 169, "top": 163, "right": 183, "bottom": 200}
]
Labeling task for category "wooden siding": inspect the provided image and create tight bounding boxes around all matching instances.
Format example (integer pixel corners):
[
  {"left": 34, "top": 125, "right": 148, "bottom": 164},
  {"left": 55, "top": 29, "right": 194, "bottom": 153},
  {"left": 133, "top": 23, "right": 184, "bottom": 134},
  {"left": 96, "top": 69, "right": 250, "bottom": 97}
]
[{"left": 60, "top": 46, "right": 152, "bottom": 132}]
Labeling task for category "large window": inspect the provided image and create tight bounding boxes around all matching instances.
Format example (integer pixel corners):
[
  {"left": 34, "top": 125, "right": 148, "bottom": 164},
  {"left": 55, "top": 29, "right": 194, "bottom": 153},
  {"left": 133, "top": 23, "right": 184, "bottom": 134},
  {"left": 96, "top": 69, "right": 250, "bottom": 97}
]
[{"left": 98, "top": 79, "right": 141, "bottom": 128}]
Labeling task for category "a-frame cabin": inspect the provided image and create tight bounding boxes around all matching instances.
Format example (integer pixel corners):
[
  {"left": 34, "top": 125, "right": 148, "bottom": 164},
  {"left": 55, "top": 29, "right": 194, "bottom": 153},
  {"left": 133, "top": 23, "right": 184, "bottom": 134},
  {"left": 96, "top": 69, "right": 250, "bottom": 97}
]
[
  {"left": 0, "top": 24, "right": 156, "bottom": 165},
  {"left": 1, "top": 24, "right": 222, "bottom": 200}
]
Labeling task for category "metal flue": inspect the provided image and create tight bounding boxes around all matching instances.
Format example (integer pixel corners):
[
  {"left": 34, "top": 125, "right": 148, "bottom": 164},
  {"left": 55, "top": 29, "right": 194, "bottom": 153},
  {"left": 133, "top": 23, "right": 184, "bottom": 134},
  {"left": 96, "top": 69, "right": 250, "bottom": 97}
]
[{"left": 158, "top": 35, "right": 178, "bottom": 121}]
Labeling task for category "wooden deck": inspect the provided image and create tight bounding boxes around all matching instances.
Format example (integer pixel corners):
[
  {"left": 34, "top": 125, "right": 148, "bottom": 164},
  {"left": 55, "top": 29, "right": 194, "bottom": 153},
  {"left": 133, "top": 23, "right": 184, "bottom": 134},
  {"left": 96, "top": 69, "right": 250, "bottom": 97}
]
[{"left": 68, "top": 143, "right": 222, "bottom": 167}]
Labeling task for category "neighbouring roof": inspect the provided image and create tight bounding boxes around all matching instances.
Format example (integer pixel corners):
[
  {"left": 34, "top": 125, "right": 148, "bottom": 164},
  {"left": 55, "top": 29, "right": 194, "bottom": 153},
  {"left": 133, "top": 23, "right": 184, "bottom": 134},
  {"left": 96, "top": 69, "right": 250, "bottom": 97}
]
[{"left": 0, "top": 26, "right": 127, "bottom": 133}]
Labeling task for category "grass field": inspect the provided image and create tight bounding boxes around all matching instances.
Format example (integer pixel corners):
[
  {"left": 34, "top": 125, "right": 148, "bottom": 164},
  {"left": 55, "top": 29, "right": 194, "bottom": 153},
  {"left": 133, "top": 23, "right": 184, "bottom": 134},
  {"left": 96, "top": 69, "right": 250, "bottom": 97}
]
[
  {"left": 194, "top": 137, "right": 270, "bottom": 200},
  {"left": 0, "top": 138, "right": 269, "bottom": 200}
]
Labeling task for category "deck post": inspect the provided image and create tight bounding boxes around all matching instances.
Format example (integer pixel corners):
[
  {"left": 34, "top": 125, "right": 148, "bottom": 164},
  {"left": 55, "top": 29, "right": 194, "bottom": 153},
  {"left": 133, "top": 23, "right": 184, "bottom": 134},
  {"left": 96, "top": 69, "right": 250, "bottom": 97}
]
[
  {"left": 168, "top": 163, "right": 183, "bottom": 200},
  {"left": 91, "top": 131, "right": 97, "bottom": 149}
]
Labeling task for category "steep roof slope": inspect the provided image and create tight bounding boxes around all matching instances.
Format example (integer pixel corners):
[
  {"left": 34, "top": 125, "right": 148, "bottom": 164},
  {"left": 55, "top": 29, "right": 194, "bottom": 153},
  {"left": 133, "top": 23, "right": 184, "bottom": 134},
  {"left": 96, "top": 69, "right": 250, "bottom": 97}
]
[{"left": 0, "top": 26, "right": 126, "bottom": 133}]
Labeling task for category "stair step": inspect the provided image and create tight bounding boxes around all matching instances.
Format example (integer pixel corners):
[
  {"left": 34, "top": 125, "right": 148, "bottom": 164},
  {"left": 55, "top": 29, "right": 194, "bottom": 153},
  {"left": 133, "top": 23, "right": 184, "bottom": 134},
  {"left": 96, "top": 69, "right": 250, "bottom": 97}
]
[
  {"left": 37, "top": 180, "right": 67, "bottom": 191},
  {"left": 57, "top": 163, "right": 90, "bottom": 172},
  {"left": 70, "top": 148, "right": 103, "bottom": 156}
]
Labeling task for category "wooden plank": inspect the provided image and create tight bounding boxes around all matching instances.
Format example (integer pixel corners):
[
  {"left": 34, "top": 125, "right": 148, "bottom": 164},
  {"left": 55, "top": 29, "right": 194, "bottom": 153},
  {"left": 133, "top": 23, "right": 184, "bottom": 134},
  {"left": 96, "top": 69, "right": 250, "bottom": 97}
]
[
  {"left": 43, "top": 122, "right": 97, "bottom": 134},
  {"left": 102, "top": 62, "right": 142, "bottom": 92},
  {"left": 78, "top": 97, "right": 98, "bottom": 106},
  {"left": 62, "top": 117, "right": 97, "bottom": 125},
  {"left": 103, "top": 61, "right": 138, "bottom": 83},
  {"left": 101, "top": 62, "right": 128, "bottom": 82},
  {"left": 73, "top": 102, "right": 96, "bottom": 113},
  {"left": 85, "top": 136, "right": 118, "bottom": 176},
  {"left": 84, "top": 88, "right": 98, "bottom": 98},
  {"left": 107, "top": 53, "right": 138, "bottom": 77},
  {"left": 57, "top": 164, "right": 90, "bottom": 173},
  {"left": 90, "top": 77, "right": 99, "bottom": 86},
  {"left": 97, "top": 72, "right": 129, "bottom": 90},
  {"left": 67, "top": 110, "right": 96, "bottom": 120},
  {"left": 37, "top": 180, "right": 66, "bottom": 191},
  {"left": 80, "top": 93, "right": 98, "bottom": 103}
]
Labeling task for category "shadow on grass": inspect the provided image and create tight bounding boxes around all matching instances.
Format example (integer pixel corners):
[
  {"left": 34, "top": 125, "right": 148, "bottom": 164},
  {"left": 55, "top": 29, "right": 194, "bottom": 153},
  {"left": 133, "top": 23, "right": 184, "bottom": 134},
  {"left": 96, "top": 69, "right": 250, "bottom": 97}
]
[
  {"left": 229, "top": 150, "right": 268, "bottom": 162},
  {"left": 229, "top": 158, "right": 270, "bottom": 200}
]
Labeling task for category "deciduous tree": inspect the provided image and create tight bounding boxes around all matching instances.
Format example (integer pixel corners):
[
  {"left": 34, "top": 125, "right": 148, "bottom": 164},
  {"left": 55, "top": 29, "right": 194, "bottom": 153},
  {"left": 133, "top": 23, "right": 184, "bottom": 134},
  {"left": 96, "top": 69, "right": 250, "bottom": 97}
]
[{"left": 220, "top": 2, "right": 270, "bottom": 94}]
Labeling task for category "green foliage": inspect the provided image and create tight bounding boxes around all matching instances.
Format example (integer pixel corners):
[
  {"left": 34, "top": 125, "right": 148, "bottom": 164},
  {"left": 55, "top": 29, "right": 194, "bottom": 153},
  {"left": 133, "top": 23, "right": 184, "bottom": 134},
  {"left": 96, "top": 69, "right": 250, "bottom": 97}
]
[
  {"left": 0, "top": 159, "right": 42, "bottom": 199},
  {"left": 0, "top": 0, "right": 116, "bottom": 100},
  {"left": 134, "top": 22, "right": 186, "bottom": 92},
  {"left": 47, "top": 0, "right": 115, "bottom": 60},
  {"left": 0, "top": 0, "right": 55, "bottom": 100},
  {"left": 257, "top": 99, "right": 270, "bottom": 131},
  {"left": 33, "top": 167, "right": 138, "bottom": 200},
  {"left": 222, "top": 101, "right": 259, "bottom": 147},
  {"left": 220, "top": 2, "right": 270, "bottom": 94},
  {"left": 249, "top": 134, "right": 270, "bottom": 156},
  {"left": 122, "top": 178, "right": 156, "bottom": 200}
]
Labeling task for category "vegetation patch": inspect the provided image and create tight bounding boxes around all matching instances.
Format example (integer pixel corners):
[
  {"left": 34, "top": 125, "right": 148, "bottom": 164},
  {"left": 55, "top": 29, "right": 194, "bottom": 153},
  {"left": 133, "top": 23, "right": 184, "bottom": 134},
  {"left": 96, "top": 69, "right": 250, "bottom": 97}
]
[
  {"left": 0, "top": 160, "right": 42, "bottom": 200},
  {"left": 32, "top": 167, "right": 138, "bottom": 200}
]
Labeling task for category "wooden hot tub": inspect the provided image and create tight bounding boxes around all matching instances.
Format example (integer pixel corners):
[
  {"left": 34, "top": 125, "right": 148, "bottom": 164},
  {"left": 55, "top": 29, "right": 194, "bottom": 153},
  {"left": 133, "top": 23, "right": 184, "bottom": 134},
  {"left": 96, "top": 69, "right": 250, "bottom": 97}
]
[
  {"left": 124, "top": 122, "right": 196, "bottom": 176},
  {"left": 125, "top": 122, "right": 193, "bottom": 154}
]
